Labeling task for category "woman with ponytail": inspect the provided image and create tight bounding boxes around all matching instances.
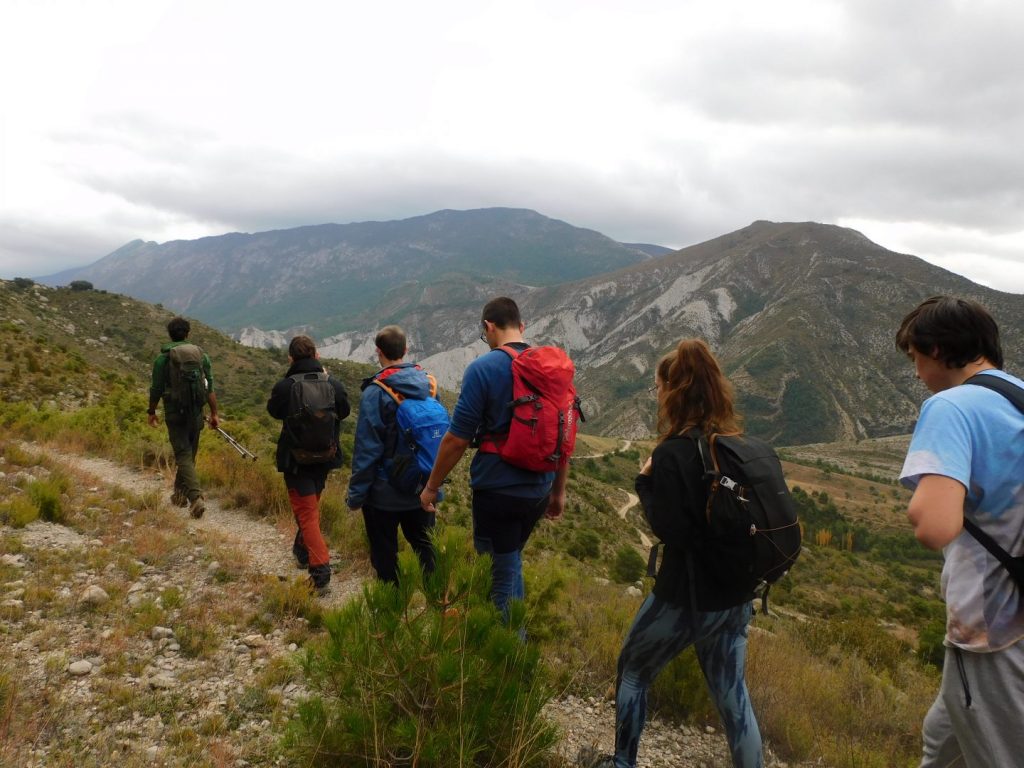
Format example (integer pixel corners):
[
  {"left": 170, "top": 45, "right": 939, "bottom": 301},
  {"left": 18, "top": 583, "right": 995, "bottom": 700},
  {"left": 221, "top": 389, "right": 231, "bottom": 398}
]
[{"left": 591, "top": 339, "right": 763, "bottom": 768}]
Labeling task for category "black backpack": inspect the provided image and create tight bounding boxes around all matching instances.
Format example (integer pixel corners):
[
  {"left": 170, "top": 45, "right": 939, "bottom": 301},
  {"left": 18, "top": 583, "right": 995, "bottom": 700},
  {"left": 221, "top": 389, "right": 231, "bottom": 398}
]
[
  {"left": 694, "top": 431, "right": 801, "bottom": 613},
  {"left": 165, "top": 343, "right": 208, "bottom": 420},
  {"left": 285, "top": 372, "right": 338, "bottom": 465},
  {"left": 961, "top": 374, "right": 1024, "bottom": 589}
]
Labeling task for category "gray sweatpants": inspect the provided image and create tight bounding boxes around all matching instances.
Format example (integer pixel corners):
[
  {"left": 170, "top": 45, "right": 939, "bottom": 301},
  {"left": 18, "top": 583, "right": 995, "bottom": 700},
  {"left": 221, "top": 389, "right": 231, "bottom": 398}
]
[{"left": 920, "top": 638, "right": 1024, "bottom": 767}]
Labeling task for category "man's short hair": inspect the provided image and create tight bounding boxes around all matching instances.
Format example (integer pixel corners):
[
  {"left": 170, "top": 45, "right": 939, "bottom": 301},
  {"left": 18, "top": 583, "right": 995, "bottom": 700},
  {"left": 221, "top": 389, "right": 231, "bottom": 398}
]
[
  {"left": 167, "top": 317, "right": 190, "bottom": 342},
  {"left": 375, "top": 325, "right": 407, "bottom": 361},
  {"left": 896, "top": 295, "right": 1004, "bottom": 369},
  {"left": 481, "top": 297, "right": 522, "bottom": 330},
  {"left": 288, "top": 335, "right": 318, "bottom": 361}
]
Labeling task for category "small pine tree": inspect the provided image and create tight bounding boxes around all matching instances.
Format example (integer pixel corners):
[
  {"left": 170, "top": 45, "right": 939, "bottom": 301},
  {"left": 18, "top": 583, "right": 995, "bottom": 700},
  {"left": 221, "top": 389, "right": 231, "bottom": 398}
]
[
  {"left": 286, "top": 526, "right": 558, "bottom": 767},
  {"left": 611, "top": 545, "right": 646, "bottom": 583}
]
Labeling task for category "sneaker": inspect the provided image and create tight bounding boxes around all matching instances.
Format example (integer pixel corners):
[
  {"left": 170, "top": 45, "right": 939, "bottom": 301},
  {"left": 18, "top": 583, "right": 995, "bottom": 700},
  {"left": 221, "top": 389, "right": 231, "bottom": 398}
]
[
  {"left": 170, "top": 488, "right": 188, "bottom": 508},
  {"left": 189, "top": 496, "right": 206, "bottom": 519}
]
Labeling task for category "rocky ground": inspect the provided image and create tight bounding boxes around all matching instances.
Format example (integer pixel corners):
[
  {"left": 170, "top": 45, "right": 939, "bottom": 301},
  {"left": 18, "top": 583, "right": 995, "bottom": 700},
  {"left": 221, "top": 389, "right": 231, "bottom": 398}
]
[{"left": 1, "top": 442, "right": 794, "bottom": 767}]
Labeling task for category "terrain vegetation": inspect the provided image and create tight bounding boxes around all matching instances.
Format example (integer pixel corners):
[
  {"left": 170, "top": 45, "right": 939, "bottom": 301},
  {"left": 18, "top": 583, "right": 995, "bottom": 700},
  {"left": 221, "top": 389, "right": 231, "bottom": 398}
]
[{"left": 0, "top": 279, "right": 953, "bottom": 767}]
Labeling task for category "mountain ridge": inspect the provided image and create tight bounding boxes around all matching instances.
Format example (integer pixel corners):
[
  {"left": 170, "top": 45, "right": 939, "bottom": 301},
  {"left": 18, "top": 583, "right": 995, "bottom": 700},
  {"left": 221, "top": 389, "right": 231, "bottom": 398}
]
[{"left": 36, "top": 213, "right": 1024, "bottom": 444}]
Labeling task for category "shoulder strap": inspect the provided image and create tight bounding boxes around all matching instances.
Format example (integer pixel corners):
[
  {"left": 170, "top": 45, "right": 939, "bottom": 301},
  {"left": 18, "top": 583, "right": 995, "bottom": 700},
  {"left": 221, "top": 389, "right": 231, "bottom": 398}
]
[
  {"left": 963, "top": 373, "right": 1024, "bottom": 414},
  {"left": 494, "top": 344, "right": 522, "bottom": 360},
  {"left": 372, "top": 378, "right": 404, "bottom": 405},
  {"left": 963, "top": 518, "right": 1024, "bottom": 588}
]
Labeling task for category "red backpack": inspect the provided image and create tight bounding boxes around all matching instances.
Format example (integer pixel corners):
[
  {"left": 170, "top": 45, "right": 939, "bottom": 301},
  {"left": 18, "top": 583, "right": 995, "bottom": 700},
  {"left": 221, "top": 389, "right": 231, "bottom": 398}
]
[{"left": 477, "top": 345, "right": 584, "bottom": 472}]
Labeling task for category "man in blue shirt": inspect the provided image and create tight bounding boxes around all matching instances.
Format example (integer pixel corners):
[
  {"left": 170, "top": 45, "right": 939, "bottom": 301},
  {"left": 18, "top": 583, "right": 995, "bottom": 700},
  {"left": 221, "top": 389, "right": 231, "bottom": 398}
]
[
  {"left": 897, "top": 296, "right": 1024, "bottom": 767},
  {"left": 347, "top": 325, "right": 437, "bottom": 583},
  {"left": 420, "top": 297, "right": 569, "bottom": 620}
]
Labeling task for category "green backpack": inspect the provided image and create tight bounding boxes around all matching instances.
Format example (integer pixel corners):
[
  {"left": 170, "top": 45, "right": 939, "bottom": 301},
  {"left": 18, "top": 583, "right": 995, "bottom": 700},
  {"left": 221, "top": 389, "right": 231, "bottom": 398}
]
[{"left": 165, "top": 344, "right": 209, "bottom": 420}]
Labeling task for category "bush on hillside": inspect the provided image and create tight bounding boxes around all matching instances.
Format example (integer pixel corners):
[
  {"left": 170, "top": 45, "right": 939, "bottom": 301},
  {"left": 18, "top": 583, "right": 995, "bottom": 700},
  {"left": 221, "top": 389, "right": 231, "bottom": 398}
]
[
  {"left": 611, "top": 545, "right": 646, "bottom": 583},
  {"left": 286, "top": 527, "right": 558, "bottom": 767},
  {"left": 68, "top": 280, "right": 93, "bottom": 291}
]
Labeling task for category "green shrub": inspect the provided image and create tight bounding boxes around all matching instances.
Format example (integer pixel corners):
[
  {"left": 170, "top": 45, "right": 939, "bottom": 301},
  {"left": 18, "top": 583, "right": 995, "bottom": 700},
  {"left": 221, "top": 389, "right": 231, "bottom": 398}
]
[
  {"left": 0, "top": 495, "right": 38, "bottom": 527},
  {"left": 917, "top": 619, "right": 946, "bottom": 668},
  {"left": 611, "top": 545, "right": 646, "bottom": 583},
  {"left": 27, "top": 478, "right": 66, "bottom": 523},
  {"left": 568, "top": 529, "right": 601, "bottom": 560},
  {"left": 286, "top": 527, "right": 558, "bottom": 767}
]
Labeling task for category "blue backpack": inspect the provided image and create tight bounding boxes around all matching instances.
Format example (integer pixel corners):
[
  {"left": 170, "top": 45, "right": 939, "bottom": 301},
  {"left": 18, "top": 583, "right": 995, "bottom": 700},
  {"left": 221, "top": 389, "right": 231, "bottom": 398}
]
[{"left": 373, "top": 371, "right": 450, "bottom": 495}]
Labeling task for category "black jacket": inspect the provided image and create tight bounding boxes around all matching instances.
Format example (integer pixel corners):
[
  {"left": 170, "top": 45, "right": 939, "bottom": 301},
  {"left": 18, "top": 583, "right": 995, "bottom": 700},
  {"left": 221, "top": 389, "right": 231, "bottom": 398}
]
[
  {"left": 635, "top": 434, "right": 755, "bottom": 611},
  {"left": 267, "top": 357, "right": 351, "bottom": 474}
]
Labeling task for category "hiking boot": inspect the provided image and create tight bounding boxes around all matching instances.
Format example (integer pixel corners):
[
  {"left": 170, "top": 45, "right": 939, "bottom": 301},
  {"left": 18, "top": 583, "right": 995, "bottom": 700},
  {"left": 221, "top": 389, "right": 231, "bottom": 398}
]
[
  {"left": 577, "top": 746, "right": 616, "bottom": 768},
  {"left": 307, "top": 577, "right": 330, "bottom": 598},
  {"left": 170, "top": 488, "right": 188, "bottom": 508},
  {"left": 189, "top": 496, "right": 206, "bottom": 519}
]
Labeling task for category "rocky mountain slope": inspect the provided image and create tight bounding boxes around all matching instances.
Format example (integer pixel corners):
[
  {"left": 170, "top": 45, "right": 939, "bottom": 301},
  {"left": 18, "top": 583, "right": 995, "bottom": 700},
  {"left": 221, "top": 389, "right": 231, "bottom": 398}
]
[
  {"left": 40, "top": 208, "right": 657, "bottom": 337},
  {"left": 287, "top": 221, "right": 1024, "bottom": 444}
]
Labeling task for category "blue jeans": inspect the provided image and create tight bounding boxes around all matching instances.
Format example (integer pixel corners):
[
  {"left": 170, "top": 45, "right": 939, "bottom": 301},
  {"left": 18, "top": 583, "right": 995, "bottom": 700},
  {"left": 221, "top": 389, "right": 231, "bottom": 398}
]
[
  {"left": 471, "top": 490, "right": 547, "bottom": 620},
  {"left": 614, "top": 595, "right": 762, "bottom": 768}
]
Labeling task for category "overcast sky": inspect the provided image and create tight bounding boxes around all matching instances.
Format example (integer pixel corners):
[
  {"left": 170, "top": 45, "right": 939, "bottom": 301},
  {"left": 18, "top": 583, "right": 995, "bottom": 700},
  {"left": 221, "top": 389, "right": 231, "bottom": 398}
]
[{"left": 2, "top": 0, "right": 1023, "bottom": 291}]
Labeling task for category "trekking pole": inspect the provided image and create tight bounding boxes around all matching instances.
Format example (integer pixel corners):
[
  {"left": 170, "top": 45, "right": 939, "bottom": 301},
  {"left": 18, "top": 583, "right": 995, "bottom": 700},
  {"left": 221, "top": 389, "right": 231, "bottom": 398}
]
[{"left": 205, "top": 418, "right": 258, "bottom": 461}]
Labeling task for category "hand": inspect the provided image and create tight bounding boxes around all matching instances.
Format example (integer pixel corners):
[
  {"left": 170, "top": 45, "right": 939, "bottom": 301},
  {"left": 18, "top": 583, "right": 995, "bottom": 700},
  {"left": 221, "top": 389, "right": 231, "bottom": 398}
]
[
  {"left": 147, "top": 413, "right": 159, "bottom": 428},
  {"left": 420, "top": 486, "right": 439, "bottom": 514},
  {"left": 639, "top": 456, "right": 653, "bottom": 475},
  {"left": 208, "top": 413, "right": 220, "bottom": 429},
  {"left": 544, "top": 491, "right": 565, "bottom": 520}
]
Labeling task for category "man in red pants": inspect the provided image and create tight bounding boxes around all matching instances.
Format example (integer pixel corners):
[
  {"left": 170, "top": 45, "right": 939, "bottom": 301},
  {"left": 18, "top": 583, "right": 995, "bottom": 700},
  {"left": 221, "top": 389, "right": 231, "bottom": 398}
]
[{"left": 267, "top": 335, "right": 350, "bottom": 595}]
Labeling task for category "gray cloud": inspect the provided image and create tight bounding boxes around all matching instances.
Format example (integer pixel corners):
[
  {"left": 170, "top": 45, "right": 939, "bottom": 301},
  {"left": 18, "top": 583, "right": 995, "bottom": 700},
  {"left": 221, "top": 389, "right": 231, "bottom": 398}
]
[{"left": 4, "top": 0, "right": 1023, "bottom": 291}]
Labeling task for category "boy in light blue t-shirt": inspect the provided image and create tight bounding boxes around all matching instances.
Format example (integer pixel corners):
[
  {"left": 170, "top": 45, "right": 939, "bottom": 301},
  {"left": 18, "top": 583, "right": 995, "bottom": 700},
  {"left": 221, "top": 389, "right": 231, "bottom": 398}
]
[{"left": 896, "top": 296, "right": 1024, "bottom": 768}]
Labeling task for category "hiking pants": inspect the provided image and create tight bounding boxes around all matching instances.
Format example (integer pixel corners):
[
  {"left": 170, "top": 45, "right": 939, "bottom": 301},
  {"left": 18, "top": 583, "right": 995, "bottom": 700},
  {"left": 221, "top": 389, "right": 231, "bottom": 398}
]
[
  {"left": 471, "top": 489, "right": 548, "bottom": 621},
  {"left": 362, "top": 504, "right": 436, "bottom": 584},
  {"left": 614, "top": 595, "right": 762, "bottom": 768},
  {"left": 285, "top": 471, "right": 330, "bottom": 588},
  {"left": 920, "top": 639, "right": 1024, "bottom": 768},
  {"left": 166, "top": 415, "right": 204, "bottom": 503}
]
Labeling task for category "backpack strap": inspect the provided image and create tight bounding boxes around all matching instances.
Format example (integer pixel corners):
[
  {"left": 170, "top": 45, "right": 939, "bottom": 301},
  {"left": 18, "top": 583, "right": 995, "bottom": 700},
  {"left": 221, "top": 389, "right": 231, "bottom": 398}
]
[
  {"left": 962, "top": 518, "right": 1024, "bottom": 589},
  {"left": 372, "top": 378, "right": 404, "bottom": 405},
  {"left": 473, "top": 345, "right": 527, "bottom": 449},
  {"left": 964, "top": 372, "right": 1024, "bottom": 413},
  {"left": 960, "top": 373, "right": 1024, "bottom": 588},
  {"left": 373, "top": 368, "right": 439, "bottom": 402}
]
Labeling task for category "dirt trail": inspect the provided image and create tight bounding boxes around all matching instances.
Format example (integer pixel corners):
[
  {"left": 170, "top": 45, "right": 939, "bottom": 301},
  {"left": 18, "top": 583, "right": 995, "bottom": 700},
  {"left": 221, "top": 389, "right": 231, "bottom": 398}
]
[{"left": 25, "top": 443, "right": 362, "bottom": 606}]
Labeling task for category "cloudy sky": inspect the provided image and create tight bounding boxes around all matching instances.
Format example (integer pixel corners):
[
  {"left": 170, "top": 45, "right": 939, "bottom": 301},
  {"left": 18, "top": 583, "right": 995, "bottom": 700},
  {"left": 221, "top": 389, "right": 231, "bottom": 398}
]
[{"left": 2, "top": 0, "right": 1023, "bottom": 291}]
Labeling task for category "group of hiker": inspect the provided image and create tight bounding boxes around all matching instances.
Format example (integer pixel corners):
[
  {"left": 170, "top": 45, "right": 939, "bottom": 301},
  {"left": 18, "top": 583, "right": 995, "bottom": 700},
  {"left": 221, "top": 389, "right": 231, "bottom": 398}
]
[{"left": 146, "top": 294, "right": 1024, "bottom": 768}]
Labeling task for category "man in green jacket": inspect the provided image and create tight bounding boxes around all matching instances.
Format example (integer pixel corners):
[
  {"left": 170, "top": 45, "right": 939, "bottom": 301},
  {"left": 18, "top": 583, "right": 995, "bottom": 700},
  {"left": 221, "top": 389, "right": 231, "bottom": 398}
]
[{"left": 147, "top": 317, "right": 219, "bottom": 518}]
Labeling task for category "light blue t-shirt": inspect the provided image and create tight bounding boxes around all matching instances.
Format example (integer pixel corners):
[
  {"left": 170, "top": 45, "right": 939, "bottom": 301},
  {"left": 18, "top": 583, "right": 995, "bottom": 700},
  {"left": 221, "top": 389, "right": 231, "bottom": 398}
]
[{"left": 900, "top": 369, "right": 1024, "bottom": 652}]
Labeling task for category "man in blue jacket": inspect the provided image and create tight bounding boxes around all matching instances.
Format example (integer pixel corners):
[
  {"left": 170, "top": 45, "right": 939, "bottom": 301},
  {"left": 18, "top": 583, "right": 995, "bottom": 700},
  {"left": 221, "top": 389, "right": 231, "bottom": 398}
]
[
  {"left": 347, "top": 326, "right": 437, "bottom": 583},
  {"left": 420, "top": 297, "right": 568, "bottom": 621}
]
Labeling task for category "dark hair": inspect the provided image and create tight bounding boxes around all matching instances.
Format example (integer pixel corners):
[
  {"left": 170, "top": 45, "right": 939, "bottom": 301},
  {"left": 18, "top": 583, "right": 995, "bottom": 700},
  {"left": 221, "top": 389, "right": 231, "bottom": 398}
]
[
  {"left": 481, "top": 297, "right": 522, "bottom": 330},
  {"left": 167, "top": 317, "right": 190, "bottom": 342},
  {"left": 657, "top": 339, "right": 741, "bottom": 440},
  {"left": 375, "top": 325, "right": 407, "bottom": 361},
  {"left": 288, "top": 335, "right": 317, "bottom": 361},
  {"left": 895, "top": 296, "right": 1003, "bottom": 369}
]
